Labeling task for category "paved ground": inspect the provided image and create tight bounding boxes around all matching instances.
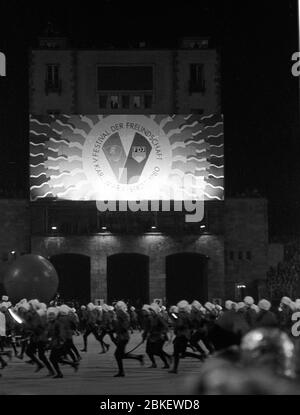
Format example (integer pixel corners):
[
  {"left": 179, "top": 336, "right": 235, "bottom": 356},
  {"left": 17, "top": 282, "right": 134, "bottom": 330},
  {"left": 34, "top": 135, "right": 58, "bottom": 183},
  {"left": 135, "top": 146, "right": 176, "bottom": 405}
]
[{"left": 0, "top": 332, "right": 204, "bottom": 395}]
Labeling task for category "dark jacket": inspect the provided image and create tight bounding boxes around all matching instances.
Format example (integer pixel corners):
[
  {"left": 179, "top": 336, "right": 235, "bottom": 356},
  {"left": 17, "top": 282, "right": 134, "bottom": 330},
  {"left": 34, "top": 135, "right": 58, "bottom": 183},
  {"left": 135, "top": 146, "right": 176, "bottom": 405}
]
[
  {"left": 113, "top": 310, "right": 130, "bottom": 341},
  {"left": 173, "top": 311, "right": 192, "bottom": 339},
  {"left": 255, "top": 310, "right": 278, "bottom": 328}
]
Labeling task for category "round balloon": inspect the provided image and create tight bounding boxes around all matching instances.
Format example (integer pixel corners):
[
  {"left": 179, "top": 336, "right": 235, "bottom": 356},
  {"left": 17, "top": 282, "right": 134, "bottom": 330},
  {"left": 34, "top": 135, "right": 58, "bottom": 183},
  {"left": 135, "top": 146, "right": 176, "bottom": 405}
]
[{"left": 3, "top": 254, "right": 59, "bottom": 303}]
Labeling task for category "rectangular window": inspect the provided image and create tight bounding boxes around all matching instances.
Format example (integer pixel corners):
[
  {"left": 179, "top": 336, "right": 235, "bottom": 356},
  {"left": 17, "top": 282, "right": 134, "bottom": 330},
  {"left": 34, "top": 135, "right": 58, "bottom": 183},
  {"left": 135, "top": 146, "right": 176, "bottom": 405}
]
[
  {"left": 246, "top": 251, "right": 252, "bottom": 260},
  {"left": 133, "top": 95, "right": 142, "bottom": 108},
  {"left": 189, "top": 64, "right": 205, "bottom": 93},
  {"left": 46, "top": 64, "right": 60, "bottom": 88},
  {"left": 238, "top": 251, "right": 243, "bottom": 260},
  {"left": 144, "top": 94, "right": 153, "bottom": 109},
  {"left": 190, "top": 64, "right": 204, "bottom": 83},
  {"left": 45, "top": 64, "right": 61, "bottom": 94},
  {"left": 99, "top": 95, "right": 108, "bottom": 109},
  {"left": 110, "top": 95, "right": 119, "bottom": 109},
  {"left": 229, "top": 251, "right": 234, "bottom": 261},
  {"left": 97, "top": 66, "right": 153, "bottom": 91},
  {"left": 122, "top": 95, "right": 130, "bottom": 109}
]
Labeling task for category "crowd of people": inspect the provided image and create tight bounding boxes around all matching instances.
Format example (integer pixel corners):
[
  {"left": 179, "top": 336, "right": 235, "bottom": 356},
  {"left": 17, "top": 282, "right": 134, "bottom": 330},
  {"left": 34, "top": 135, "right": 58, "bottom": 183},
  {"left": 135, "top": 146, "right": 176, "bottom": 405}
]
[
  {"left": 266, "top": 241, "right": 300, "bottom": 301},
  {"left": 0, "top": 294, "right": 299, "bottom": 383}
]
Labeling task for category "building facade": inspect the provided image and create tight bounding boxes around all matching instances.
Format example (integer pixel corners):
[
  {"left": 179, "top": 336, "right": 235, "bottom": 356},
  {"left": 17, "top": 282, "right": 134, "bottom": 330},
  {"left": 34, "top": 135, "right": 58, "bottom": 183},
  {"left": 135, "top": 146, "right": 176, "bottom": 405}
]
[{"left": 0, "top": 35, "right": 270, "bottom": 305}]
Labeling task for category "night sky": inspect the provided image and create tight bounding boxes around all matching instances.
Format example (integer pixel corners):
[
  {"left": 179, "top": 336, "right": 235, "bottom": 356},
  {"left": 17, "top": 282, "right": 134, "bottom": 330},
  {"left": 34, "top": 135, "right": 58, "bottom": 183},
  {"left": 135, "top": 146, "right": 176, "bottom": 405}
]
[{"left": 0, "top": 0, "right": 299, "bottom": 238}]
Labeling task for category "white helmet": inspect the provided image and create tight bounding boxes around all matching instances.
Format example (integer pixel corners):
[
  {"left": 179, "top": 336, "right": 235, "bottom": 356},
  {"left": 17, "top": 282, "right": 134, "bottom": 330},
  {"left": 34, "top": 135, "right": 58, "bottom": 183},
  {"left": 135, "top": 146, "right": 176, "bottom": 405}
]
[
  {"left": 258, "top": 299, "right": 271, "bottom": 311},
  {"left": 115, "top": 301, "right": 127, "bottom": 312},
  {"left": 244, "top": 296, "right": 254, "bottom": 306},
  {"left": 177, "top": 300, "right": 190, "bottom": 311}
]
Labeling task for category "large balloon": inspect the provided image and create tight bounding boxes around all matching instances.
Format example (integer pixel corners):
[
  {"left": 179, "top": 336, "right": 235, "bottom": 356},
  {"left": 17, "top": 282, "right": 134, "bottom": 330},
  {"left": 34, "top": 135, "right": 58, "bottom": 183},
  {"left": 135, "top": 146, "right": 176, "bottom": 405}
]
[{"left": 3, "top": 254, "right": 59, "bottom": 303}]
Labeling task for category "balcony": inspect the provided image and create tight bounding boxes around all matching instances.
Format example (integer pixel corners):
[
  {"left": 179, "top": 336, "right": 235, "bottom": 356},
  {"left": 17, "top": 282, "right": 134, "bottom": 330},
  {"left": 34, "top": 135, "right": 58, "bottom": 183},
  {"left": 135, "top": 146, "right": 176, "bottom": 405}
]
[{"left": 45, "top": 79, "right": 62, "bottom": 95}]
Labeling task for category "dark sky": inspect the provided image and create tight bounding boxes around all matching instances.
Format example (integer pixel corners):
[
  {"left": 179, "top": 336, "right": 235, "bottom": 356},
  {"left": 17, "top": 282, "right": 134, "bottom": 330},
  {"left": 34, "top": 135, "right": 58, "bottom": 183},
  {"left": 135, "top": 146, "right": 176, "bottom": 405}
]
[{"left": 0, "top": 0, "right": 299, "bottom": 238}]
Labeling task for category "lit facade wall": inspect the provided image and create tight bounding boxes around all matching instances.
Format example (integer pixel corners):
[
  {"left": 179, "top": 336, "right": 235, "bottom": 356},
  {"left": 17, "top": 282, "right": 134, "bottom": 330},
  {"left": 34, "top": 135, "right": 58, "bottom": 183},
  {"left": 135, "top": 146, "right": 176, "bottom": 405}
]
[
  {"left": 31, "top": 233, "right": 225, "bottom": 302},
  {"left": 26, "top": 39, "right": 269, "bottom": 302},
  {"left": 76, "top": 50, "right": 175, "bottom": 114},
  {"left": 30, "top": 50, "right": 75, "bottom": 114},
  {"left": 224, "top": 198, "right": 269, "bottom": 299},
  {"left": 30, "top": 45, "right": 220, "bottom": 115},
  {"left": 175, "top": 49, "right": 220, "bottom": 113}
]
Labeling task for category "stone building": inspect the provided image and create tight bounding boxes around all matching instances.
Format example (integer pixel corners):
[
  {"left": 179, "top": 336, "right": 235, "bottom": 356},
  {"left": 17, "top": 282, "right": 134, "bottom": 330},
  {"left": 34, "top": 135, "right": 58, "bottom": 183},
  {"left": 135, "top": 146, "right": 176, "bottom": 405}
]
[{"left": 0, "top": 33, "right": 272, "bottom": 305}]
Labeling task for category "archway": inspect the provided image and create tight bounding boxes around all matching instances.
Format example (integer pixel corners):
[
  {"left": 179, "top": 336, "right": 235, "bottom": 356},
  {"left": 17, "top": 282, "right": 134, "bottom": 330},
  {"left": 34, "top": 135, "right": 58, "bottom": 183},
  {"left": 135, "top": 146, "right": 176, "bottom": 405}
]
[
  {"left": 107, "top": 253, "right": 149, "bottom": 307},
  {"left": 49, "top": 253, "right": 91, "bottom": 305},
  {"left": 166, "top": 253, "right": 208, "bottom": 305}
]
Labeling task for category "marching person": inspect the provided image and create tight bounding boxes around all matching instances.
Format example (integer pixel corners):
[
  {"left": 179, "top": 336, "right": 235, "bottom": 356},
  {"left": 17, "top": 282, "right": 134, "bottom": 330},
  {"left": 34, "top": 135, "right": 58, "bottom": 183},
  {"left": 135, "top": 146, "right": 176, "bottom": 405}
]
[
  {"left": 47, "top": 306, "right": 79, "bottom": 378},
  {"left": 24, "top": 299, "right": 53, "bottom": 373},
  {"left": 189, "top": 300, "right": 209, "bottom": 357},
  {"left": 142, "top": 302, "right": 171, "bottom": 369},
  {"left": 112, "top": 301, "right": 144, "bottom": 377},
  {"left": 278, "top": 296, "right": 295, "bottom": 333},
  {"left": 95, "top": 305, "right": 110, "bottom": 354},
  {"left": 255, "top": 299, "right": 278, "bottom": 328},
  {"left": 243, "top": 296, "right": 257, "bottom": 329},
  {"left": 169, "top": 300, "right": 204, "bottom": 374},
  {"left": 0, "top": 304, "right": 12, "bottom": 370},
  {"left": 57, "top": 304, "right": 81, "bottom": 365},
  {"left": 80, "top": 303, "right": 103, "bottom": 352},
  {"left": 97, "top": 304, "right": 114, "bottom": 353}
]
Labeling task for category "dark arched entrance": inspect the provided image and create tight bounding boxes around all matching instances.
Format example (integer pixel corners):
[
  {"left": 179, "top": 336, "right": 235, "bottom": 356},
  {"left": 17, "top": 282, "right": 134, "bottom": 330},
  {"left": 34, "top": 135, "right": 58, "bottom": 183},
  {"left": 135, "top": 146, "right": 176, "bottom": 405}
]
[
  {"left": 50, "top": 253, "right": 91, "bottom": 305},
  {"left": 166, "top": 253, "right": 208, "bottom": 305},
  {"left": 107, "top": 253, "right": 149, "bottom": 307}
]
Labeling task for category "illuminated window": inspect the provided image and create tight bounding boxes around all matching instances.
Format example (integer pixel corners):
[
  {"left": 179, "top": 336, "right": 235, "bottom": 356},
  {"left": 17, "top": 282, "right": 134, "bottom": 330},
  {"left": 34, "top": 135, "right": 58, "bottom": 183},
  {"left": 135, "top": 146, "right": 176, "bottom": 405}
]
[
  {"left": 133, "top": 95, "right": 141, "bottom": 108},
  {"left": 99, "top": 95, "right": 108, "bottom": 109},
  {"left": 110, "top": 95, "right": 119, "bottom": 109}
]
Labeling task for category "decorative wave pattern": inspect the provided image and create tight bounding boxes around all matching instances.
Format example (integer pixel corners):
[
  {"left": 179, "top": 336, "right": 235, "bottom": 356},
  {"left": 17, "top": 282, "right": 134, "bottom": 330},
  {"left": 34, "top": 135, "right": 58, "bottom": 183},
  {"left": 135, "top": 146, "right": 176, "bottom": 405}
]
[{"left": 30, "top": 114, "right": 224, "bottom": 201}]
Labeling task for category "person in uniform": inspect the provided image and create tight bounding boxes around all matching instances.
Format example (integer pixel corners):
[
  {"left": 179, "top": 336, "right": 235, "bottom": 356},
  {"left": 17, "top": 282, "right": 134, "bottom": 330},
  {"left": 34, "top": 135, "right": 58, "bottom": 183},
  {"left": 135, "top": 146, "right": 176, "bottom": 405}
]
[
  {"left": 97, "top": 304, "right": 114, "bottom": 353},
  {"left": 189, "top": 300, "right": 208, "bottom": 357},
  {"left": 142, "top": 302, "right": 171, "bottom": 369},
  {"left": 80, "top": 303, "right": 103, "bottom": 352},
  {"left": 243, "top": 296, "right": 258, "bottom": 329},
  {"left": 24, "top": 299, "right": 53, "bottom": 373},
  {"left": 255, "top": 300, "right": 278, "bottom": 328},
  {"left": 47, "top": 306, "right": 79, "bottom": 378},
  {"left": 111, "top": 301, "right": 144, "bottom": 377},
  {"left": 95, "top": 305, "right": 110, "bottom": 354},
  {"left": 57, "top": 304, "right": 81, "bottom": 365},
  {"left": 169, "top": 300, "right": 204, "bottom": 374},
  {"left": 0, "top": 303, "right": 12, "bottom": 370},
  {"left": 277, "top": 296, "right": 295, "bottom": 334}
]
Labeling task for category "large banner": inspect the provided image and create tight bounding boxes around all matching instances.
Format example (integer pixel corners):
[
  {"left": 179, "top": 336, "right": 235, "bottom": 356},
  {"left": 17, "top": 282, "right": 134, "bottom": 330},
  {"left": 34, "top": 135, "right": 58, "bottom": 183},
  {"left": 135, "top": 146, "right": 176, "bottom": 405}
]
[{"left": 29, "top": 114, "right": 224, "bottom": 201}]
